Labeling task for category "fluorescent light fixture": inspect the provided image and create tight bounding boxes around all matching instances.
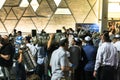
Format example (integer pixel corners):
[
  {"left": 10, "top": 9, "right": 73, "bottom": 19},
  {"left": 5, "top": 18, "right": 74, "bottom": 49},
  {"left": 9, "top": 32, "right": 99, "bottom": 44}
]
[
  {"left": 108, "top": 3, "right": 120, "bottom": 12},
  {"left": 0, "top": 0, "right": 6, "bottom": 9},
  {"left": 55, "top": 8, "right": 71, "bottom": 14},
  {"left": 30, "top": 0, "right": 39, "bottom": 12},
  {"left": 54, "top": 0, "right": 61, "bottom": 6},
  {"left": 19, "top": 0, "right": 29, "bottom": 7}
]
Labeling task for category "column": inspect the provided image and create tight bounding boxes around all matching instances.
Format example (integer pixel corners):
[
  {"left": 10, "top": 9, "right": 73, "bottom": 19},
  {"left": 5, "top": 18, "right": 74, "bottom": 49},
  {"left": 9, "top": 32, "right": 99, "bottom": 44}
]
[{"left": 101, "top": 0, "right": 108, "bottom": 33}]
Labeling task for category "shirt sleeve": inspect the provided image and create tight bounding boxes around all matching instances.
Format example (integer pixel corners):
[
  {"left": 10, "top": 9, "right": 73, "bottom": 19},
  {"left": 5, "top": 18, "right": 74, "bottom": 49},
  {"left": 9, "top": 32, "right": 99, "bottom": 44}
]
[
  {"left": 94, "top": 46, "right": 103, "bottom": 71},
  {"left": 60, "top": 52, "right": 69, "bottom": 67}
]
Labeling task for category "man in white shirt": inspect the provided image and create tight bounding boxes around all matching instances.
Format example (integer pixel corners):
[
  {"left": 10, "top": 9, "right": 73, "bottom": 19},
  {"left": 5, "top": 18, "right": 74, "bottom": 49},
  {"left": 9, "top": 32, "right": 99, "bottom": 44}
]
[
  {"left": 113, "top": 34, "right": 120, "bottom": 80},
  {"left": 113, "top": 34, "right": 120, "bottom": 51},
  {"left": 50, "top": 37, "right": 71, "bottom": 80},
  {"left": 93, "top": 32, "right": 119, "bottom": 80}
]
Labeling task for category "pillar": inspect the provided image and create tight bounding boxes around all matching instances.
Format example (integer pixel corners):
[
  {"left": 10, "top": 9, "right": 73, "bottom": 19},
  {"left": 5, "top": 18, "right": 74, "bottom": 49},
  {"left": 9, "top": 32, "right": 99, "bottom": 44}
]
[{"left": 101, "top": 0, "right": 108, "bottom": 33}]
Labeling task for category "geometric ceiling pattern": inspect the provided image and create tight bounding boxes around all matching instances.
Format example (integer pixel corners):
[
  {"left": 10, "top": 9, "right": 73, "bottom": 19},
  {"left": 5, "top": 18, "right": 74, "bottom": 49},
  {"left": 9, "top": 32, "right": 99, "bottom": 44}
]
[{"left": 0, "top": 0, "right": 99, "bottom": 35}]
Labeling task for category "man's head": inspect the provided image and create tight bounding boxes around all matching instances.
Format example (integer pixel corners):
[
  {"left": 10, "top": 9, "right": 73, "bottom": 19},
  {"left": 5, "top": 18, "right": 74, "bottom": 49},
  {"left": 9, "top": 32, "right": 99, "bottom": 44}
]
[
  {"left": 102, "top": 32, "right": 111, "bottom": 42},
  {"left": 72, "top": 37, "right": 82, "bottom": 46},
  {"left": 114, "top": 34, "right": 120, "bottom": 39},
  {"left": 17, "top": 31, "right": 22, "bottom": 36},
  {"left": 0, "top": 35, "right": 9, "bottom": 46},
  {"left": 59, "top": 37, "right": 69, "bottom": 50}
]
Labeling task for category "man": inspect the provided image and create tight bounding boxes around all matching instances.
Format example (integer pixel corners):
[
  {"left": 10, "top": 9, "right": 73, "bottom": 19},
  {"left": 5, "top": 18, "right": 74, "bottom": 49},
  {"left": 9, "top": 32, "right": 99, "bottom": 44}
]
[
  {"left": 113, "top": 34, "right": 120, "bottom": 51},
  {"left": 50, "top": 37, "right": 71, "bottom": 80},
  {"left": 14, "top": 31, "right": 23, "bottom": 54},
  {"left": 69, "top": 37, "right": 86, "bottom": 80},
  {"left": 93, "top": 32, "right": 118, "bottom": 80},
  {"left": 83, "top": 36, "right": 97, "bottom": 80},
  {"left": 113, "top": 34, "right": 120, "bottom": 80},
  {"left": 14, "top": 31, "right": 26, "bottom": 80},
  {"left": 0, "top": 35, "right": 15, "bottom": 80}
]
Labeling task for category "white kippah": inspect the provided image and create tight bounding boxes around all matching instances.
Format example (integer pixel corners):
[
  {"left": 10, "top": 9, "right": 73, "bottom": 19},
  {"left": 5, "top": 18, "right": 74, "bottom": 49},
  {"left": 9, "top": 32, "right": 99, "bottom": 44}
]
[
  {"left": 85, "top": 36, "right": 91, "bottom": 41},
  {"left": 115, "top": 34, "right": 120, "bottom": 38},
  {"left": 74, "top": 37, "right": 80, "bottom": 42}
]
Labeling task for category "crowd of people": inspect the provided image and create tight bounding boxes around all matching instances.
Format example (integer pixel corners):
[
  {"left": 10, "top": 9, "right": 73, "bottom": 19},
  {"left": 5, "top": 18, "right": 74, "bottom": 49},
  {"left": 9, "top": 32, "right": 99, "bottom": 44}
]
[{"left": 0, "top": 27, "right": 120, "bottom": 80}]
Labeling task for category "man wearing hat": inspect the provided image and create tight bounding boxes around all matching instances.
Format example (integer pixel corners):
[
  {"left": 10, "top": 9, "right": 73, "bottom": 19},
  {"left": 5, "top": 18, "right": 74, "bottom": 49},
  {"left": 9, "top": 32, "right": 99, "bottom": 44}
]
[{"left": 83, "top": 36, "right": 97, "bottom": 80}]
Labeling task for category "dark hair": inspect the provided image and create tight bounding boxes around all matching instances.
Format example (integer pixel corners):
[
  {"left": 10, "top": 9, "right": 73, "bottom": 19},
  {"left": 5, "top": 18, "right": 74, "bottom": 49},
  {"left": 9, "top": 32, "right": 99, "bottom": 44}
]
[
  {"left": 18, "top": 31, "right": 22, "bottom": 35},
  {"left": 103, "top": 32, "right": 111, "bottom": 42},
  {"left": 59, "top": 37, "right": 68, "bottom": 46},
  {"left": 25, "top": 36, "right": 31, "bottom": 43},
  {"left": 0, "top": 38, "right": 9, "bottom": 45}
]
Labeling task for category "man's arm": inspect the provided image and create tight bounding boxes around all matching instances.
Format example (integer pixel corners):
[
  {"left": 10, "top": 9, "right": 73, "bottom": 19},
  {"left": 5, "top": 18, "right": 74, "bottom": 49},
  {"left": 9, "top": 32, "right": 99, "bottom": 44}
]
[
  {"left": 61, "top": 66, "right": 70, "bottom": 71},
  {"left": 0, "top": 54, "right": 10, "bottom": 60},
  {"left": 17, "top": 49, "right": 23, "bottom": 63}
]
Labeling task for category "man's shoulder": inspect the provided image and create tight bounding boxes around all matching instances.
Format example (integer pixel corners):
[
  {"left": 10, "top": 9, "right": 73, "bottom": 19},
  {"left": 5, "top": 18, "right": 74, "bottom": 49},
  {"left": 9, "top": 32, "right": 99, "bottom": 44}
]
[{"left": 52, "top": 48, "right": 65, "bottom": 56}]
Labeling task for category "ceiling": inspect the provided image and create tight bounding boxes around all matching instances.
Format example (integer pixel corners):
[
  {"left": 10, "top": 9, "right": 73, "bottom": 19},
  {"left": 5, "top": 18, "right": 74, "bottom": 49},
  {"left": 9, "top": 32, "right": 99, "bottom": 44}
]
[{"left": 0, "top": 0, "right": 119, "bottom": 35}]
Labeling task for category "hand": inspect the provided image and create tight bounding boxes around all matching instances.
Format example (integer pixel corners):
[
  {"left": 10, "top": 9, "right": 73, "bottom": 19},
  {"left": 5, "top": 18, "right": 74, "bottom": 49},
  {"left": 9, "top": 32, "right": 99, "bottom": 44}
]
[
  {"left": 93, "top": 70, "right": 97, "bottom": 77},
  {"left": 0, "top": 43, "right": 3, "bottom": 47},
  {"left": 19, "top": 50, "right": 23, "bottom": 54},
  {"left": 49, "top": 33, "right": 55, "bottom": 39}
]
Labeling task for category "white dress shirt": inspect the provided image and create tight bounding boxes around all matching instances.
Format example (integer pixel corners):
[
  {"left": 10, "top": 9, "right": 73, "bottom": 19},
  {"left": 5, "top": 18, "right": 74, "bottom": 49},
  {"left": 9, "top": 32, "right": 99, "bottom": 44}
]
[
  {"left": 113, "top": 41, "right": 120, "bottom": 51},
  {"left": 94, "top": 42, "right": 119, "bottom": 71}
]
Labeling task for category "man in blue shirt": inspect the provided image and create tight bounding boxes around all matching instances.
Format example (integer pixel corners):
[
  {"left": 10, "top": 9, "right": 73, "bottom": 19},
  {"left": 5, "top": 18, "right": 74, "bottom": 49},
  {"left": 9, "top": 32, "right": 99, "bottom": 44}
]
[{"left": 83, "top": 36, "right": 97, "bottom": 80}]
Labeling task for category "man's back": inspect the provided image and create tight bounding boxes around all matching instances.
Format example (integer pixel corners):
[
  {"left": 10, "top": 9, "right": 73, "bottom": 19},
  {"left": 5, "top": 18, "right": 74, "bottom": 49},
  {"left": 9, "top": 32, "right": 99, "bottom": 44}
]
[
  {"left": 0, "top": 41, "right": 15, "bottom": 67},
  {"left": 50, "top": 47, "right": 69, "bottom": 79}
]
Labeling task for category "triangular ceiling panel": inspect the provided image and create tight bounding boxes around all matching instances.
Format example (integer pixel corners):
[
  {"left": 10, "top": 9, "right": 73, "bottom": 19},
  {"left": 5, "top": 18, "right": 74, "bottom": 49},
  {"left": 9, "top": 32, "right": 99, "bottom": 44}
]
[
  {"left": 44, "top": 17, "right": 57, "bottom": 33},
  {"left": 84, "top": 11, "right": 97, "bottom": 23},
  {"left": 93, "top": 1, "right": 99, "bottom": 19},
  {"left": 45, "top": 15, "right": 75, "bottom": 33},
  {"left": 30, "top": 0, "right": 39, "bottom": 12},
  {"left": 66, "top": 0, "right": 91, "bottom": 23},
  {"left": 28, "top": 0, "right": 32, "bottom": 3},
  {"left": 37, "top": 0, "right": 42, "bottom": 3},
  {"left": 4, "top": 0, "right": 21, "bottom": 7},
  {"left": 58, "top": 0, "right": 68, "bottom": 8},
  {"left": 16, "top": 18, "right": 36, "bottom": 33},
  {"left": 0, "top": 8, "right": 7, "bottom": 22},
  {"left": 23, "top": 5, "right": 36, "bottom": 17},
  {"left": 6, "top": 9, "right": 17, "bottom": 19},
  {"left": 87, "top": 0, "right": 98, "bottom": 19},
  {"left": 12, "top": 7, "right": 26, "bottom": 19},
  {"left": 31, "top": 17, "right": 49, "bottom": 32},
  {"left": 36, "top": 0, "right": 53, "bottom": 17},
  {"left": 0, "top": 21, "right": 7, "bottom": 33},
  {"left": 88, "top": 0, "right": 96, "bottom": 6},
  {"left": 4, "top": 7, "right": 12, "bottom": 14},
  {"left": 47, "top": 0, "right": 57, "bottom": 12},
  {"left": 4, "top": 20, "right": 18, "bottom": 33}
]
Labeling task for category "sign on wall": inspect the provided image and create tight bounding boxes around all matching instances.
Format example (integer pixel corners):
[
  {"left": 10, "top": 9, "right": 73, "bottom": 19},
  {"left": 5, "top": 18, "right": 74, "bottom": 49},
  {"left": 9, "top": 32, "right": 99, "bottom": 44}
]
[{"left": 76, "top": 23, "right": 99, "bottom": 32}]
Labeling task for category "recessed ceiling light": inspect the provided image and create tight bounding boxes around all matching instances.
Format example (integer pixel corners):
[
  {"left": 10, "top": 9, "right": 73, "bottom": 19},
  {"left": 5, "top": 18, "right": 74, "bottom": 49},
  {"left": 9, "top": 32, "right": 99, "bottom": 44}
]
[
  {"left": 54, "top": 0, "right": 61, "bottom": 6},
  {"left": 0, "top": 0, "right": 6, "bottom": 9},
  {"left": 30, "top": 0, "right": 39, "bottom": 12},
  {"left": 19, "top": 0, "right": 29, "bottom": 7},
  {"left": 55, "top": 8, "right": 71, "bottom": 14}
]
